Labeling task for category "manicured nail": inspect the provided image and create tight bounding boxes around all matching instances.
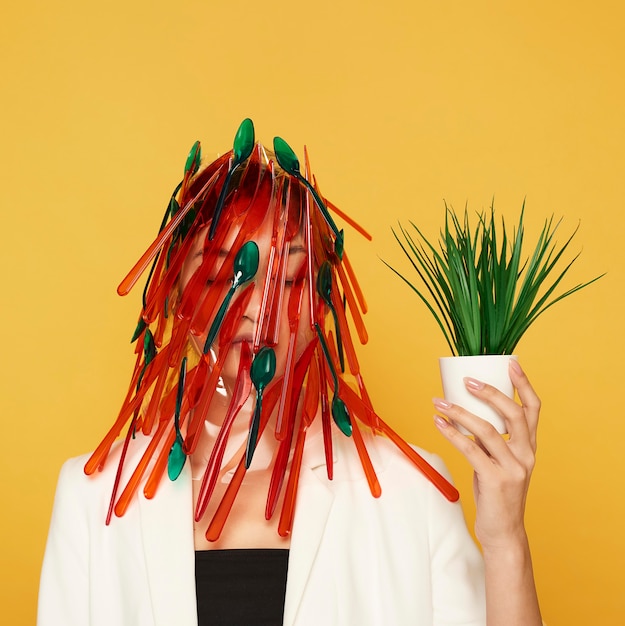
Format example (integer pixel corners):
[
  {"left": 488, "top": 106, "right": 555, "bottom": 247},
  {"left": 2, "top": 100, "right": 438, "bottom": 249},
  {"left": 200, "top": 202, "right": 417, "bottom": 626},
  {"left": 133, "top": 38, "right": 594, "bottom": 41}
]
[
  {"left": 434, "top": 415, "right": 449, "bottom": 429},
  {"left": 433, "top": 397, "right": 452, "bottom": 409},
  {"left": 509, "top": 359, "right": 523, "bottom": 375},
  {"left": 464, "top": 377, "right": 484, "bottom": 390}
]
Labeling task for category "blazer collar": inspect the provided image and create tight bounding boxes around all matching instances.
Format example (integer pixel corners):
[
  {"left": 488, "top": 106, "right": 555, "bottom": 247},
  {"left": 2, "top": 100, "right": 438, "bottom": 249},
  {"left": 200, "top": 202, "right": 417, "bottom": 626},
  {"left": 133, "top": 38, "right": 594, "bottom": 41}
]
[
  {"left": 283, "top": 429, "right": 338, "bottom": 625},
  {"left": 138, "top": 460, "right": 198, "bottom": 626}
]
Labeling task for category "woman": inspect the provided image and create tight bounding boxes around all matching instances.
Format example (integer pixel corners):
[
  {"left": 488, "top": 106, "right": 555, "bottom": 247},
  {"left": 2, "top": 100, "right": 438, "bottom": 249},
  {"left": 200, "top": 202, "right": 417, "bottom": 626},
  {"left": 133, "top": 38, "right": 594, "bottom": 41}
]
[{"left": 38, "top": 119, "right": 541, "bottom": 625}]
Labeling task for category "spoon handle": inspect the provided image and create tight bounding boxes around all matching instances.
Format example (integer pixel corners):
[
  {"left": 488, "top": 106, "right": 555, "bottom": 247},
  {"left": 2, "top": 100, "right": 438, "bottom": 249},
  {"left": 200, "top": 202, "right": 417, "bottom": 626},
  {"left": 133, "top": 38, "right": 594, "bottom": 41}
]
[
  {"left": 182, "top": 347, "right": 229, "bottom": 455},
  {"left": 277, "top": 426, "right": 306, "bottom": 537},
  {"left": 245, "top": 390, "right": 263, "bottom": 468},
  {"left": 113, "top": 420, "right": 168, "bottom": 517},
  {"left": 208, "top": 157, "right": 234, "bottom": 240},
  {"left": 316, "top": 350, "right": 334, "bottom": 480},
  {"left": 205, "top": 454, "right": 247, "bottom": 542},
  {"left": 342, "top": 252, "right": 368, "bottom": 314},
  {"left": 335, "top": 261, "right": 368, "bottom": 344},
  {"left": 141, "top": 360, "right": 171, "bottom": 436},
  {"left": 328, "top": 305, "right": 344, "bottom": 372},
  {"left": 105, "top": 415, "right": 139, "bottom": 525},
  {"left": 143, "top": 425, "right": 178, "bottom": 500},
  {"left": 330, "top": 287, "right": 359, "bottom": 374},
  {"left": 265, "top": 239, "right": 290, "bottom": 345},
  {"left": 253, "top": 244, "right": 277, "bottom": 351},
  {"left": 325, "top": 199, "right": 372, "bottom": 241},
  {"left": 350, "top": 418, "right": 381, "bottom": 498},
  {"left": 274, "top": 331, "right": 297, "bottom": 440},
  {"left": 203, "top": 284, "right": 236, "bottom": 353},
  {"left": 378, "top": 418, "right": 459, "bottom": 502}
]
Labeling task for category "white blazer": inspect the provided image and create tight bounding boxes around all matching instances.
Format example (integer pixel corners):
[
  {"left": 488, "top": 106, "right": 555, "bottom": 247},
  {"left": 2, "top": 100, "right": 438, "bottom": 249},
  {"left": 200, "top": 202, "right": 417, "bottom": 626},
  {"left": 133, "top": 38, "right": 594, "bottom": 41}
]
[{"left": 38, "top": 430, "right": 486, "bottom": 625}]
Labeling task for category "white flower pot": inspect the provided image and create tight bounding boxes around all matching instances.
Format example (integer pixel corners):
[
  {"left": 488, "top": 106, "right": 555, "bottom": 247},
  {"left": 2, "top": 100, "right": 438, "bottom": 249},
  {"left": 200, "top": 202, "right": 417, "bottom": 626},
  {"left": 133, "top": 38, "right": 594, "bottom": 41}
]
[{"left": 439, "top": 354, "right": 517, "bottom": 435}]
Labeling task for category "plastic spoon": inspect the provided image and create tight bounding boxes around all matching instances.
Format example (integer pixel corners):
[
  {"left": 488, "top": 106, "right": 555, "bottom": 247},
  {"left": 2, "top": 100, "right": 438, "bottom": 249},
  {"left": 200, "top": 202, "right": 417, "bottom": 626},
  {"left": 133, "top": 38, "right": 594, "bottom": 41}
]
[
  {"left": 167, "top": 357, "right": 188, "bottom": 480},
  {"left": 273, "top": 136, "right": 343, "bottom": 258},
  {"left": 314, "top": 323, "right": 351, "bottom": 436},
  {"left": 245, "top": 346, "right": 276, "bottom": 467},
  {"left": 317, "top": 261, "right": 344, "bottom": 372},
  {"left": 208, "top": 118, "right": 255, "bottom": 240}
]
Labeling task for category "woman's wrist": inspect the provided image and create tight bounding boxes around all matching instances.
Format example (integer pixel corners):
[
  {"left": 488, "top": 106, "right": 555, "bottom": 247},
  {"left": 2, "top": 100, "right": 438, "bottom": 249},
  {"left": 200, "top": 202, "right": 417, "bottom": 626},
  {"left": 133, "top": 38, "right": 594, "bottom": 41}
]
[
  {"left": 481, "top": 530, "right": 542, "bottom": 626},
  {"left": 480, "top": 527, "right": 530, "bottom": 559}
]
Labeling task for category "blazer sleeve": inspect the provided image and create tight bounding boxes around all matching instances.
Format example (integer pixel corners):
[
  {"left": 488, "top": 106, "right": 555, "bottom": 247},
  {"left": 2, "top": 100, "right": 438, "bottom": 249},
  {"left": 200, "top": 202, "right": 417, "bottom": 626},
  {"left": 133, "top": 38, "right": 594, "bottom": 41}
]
[
  {"left": 426, "top": 454, "right": 486, "bottom": 626},
  {"left": 38, "top": 457, "right": 90, "bottom": 626}
]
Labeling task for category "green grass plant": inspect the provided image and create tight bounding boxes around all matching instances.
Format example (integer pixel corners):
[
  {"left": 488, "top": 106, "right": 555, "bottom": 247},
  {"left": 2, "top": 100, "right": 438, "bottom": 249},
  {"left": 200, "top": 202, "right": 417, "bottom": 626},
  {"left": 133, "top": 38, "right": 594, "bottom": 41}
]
[{"left": 386, "top": 203, "right": 603, "bottom": 356}]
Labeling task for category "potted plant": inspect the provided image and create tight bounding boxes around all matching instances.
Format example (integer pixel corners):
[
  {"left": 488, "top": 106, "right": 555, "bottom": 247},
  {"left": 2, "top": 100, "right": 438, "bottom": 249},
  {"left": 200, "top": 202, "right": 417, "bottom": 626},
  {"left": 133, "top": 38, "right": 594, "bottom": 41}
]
[{"left": 386, "top": 202, "right": 603, "bottom": 433}]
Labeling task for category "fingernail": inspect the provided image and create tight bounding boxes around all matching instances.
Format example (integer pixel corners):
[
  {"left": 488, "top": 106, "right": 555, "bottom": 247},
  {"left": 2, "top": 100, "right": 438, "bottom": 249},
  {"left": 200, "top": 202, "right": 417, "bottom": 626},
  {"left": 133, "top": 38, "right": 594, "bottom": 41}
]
[
  {"left": 434, "top": 415, "right": 449, "bottom": 429},
  {"left": 433, "top": 397, "right": 452, "bottom": 409},
  {"left": 464, "top": 377, "right": 484, "bottom": 390},
  {"left": 509, "top": 359, "right": 523, "bottom": 375}
]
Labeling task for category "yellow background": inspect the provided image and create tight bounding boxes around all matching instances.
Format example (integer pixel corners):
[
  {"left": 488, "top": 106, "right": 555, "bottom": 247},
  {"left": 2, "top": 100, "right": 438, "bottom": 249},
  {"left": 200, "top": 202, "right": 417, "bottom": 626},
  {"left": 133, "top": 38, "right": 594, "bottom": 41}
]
[{"left": 1, "top": 1, "right": 623, "bottom": 624}]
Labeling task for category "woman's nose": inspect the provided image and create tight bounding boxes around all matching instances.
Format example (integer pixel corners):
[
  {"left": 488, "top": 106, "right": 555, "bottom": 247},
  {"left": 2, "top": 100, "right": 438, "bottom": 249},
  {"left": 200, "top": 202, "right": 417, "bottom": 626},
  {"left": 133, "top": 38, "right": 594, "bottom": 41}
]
[{"left": 243, "top": 279, "right": 263, "bottom": 325}]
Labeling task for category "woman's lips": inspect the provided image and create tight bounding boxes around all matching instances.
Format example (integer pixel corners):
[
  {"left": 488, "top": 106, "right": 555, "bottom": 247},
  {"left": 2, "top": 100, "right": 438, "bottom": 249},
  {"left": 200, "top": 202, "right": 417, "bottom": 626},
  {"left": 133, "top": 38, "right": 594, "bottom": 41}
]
[{"left": 231, "top": 335, "right": 254, "bottom": 345}]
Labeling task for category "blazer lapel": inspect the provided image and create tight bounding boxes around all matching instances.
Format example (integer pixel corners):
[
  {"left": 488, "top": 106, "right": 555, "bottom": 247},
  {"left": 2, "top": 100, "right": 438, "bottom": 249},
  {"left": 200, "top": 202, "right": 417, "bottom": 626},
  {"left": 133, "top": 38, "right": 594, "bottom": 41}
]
[
  {"left": 138, "top": 462, "right": 198, "bottom": 626},
  {"left": 283, "top": 431, "right": 337, "bottom": 626}
]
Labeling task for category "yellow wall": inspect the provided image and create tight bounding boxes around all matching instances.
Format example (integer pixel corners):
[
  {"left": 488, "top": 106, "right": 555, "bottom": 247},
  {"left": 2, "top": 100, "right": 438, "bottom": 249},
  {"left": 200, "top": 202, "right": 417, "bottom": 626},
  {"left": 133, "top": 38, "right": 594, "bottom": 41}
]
[{"left": 2, "top": 1, "right": 623, "bottom": 623}]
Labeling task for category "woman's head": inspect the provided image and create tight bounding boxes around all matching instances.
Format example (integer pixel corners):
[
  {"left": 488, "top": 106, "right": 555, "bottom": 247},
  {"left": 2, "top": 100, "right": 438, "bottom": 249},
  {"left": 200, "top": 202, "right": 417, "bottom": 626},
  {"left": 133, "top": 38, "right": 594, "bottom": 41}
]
[
  {"left": 172, "top": 139, "right": 341, "bottom": 382},
  {"left": 87, "top": 120, "right": 371, "bottom": 517}
]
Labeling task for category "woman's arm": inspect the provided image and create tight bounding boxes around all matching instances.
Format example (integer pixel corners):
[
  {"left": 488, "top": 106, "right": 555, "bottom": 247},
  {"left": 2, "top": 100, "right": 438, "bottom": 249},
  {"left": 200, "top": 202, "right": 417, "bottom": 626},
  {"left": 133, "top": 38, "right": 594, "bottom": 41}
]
[{"left": 433, "top": 359, "right": 542, "bottom": 626}]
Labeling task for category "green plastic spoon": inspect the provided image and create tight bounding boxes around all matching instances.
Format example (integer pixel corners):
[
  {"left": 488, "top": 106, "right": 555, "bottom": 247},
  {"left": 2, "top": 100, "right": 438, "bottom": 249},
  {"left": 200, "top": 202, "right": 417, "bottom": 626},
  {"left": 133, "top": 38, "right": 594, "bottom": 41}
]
[
  {"left": 184, "top": 141, "right": 202, "bottom": 176},
  {"left": 203, "top": 241, "right": 259, "bottom": 354},
  {"left": 209, "top": 118, "right": 256, "bottom": 240},
  {"left": 245, "top": 346, "right": 276, "bottom": 467},
  {"left": 315, "top": 323, "right": 352, "bottom": 436},
  {"left": 317, "top": 261, "right": 345, "bottom": 372},
  {"left": 273, "top": 136, "right": 344, "bottom": 259}
]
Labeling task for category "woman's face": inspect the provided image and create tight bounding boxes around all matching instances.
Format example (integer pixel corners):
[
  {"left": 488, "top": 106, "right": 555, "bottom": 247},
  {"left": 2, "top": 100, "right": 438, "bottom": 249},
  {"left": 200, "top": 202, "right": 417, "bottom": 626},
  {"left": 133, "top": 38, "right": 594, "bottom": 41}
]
[{"left": 179, "top": 205, "right": 314, "bottom": 387}]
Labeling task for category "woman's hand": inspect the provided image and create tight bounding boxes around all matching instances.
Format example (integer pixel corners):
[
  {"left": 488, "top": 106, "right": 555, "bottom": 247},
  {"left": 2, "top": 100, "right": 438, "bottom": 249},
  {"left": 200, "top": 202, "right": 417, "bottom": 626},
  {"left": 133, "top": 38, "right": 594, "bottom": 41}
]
[
  {"left": 432, "top": 359, "right": 542, "bottom": 625},
  {"left": 432, "top": 359, "right": 539, "bottom": 549}
]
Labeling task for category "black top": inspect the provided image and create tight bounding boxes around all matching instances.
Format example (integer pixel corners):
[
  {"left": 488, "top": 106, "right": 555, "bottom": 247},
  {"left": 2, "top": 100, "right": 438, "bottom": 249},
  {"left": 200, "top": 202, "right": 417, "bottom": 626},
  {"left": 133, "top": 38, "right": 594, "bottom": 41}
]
[{"left": 195, "top": 549, "right": 289, "bottom": 626}]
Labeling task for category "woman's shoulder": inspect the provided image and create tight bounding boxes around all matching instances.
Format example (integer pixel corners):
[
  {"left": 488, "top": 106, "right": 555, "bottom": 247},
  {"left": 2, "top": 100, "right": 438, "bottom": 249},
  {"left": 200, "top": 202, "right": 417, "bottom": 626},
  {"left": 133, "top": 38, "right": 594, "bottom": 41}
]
[
  {"left": 53, "top": 434, "right": 153, "bottom": 503},
  {"left": 304, "top": 426, "right": 455, "bottom": 502}
]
